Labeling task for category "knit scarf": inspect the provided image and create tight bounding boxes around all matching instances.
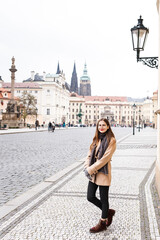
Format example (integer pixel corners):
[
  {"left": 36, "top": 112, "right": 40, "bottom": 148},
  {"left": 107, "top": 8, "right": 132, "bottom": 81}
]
[{"left": 89, "top": 131, "right": 109, "bottom": 175}]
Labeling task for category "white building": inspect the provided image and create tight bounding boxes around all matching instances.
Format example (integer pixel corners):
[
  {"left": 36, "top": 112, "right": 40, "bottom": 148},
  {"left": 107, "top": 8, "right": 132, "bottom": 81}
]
[
  {"left": 2, "top": 64, "right": 70, "bottom": 125},
  {"left": 69, "top": 93, "right": 148, "bottom": 127}
]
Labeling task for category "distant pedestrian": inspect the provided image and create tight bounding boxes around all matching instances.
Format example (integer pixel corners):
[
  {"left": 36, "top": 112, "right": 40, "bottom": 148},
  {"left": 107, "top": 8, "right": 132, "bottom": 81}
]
[
  {"left": 84, "top": 118, "right": 116, "bottom": 233},
  {"left": 48, "top": 122, "right": 52, "bottom": 132},
  {"left": 35, "top": 120, "right": 39, "bottom": 130},
  {"left": 52, "top": 122, "right": 55, "bottom": 132}
]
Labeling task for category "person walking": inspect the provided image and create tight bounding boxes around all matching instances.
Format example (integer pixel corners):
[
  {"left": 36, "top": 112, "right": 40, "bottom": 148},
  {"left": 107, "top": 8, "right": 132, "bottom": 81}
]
[
  {"left": 84, "top": 118, "right": 116, "bottom": 233},
  {"left": 35, "top": 120, "right": 39, "bottom": 130},
  {"left": 52, "top": 122, "right": 55, "bottom": 132},
  {"left": 48, "top": 122, "right": 52, "bottom": 132}
]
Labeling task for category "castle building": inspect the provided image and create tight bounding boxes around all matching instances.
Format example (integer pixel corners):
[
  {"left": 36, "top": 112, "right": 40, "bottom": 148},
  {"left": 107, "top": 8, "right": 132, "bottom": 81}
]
[
  {"left": 70, "top": 63, "right": 78, "bottom": 94},
  {"left": 80, "top": 63, "right": 91, "bottom": 96},
  {"left": 2, "top": 62, "right": 70, "bottom": 125}
]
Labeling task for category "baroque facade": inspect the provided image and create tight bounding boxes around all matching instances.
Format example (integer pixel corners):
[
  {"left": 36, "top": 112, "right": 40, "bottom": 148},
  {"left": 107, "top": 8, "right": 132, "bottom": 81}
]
[
  {"left": 69, "top": 93, "right": 150, "bottom": 127},
  {"left": 2, "top": 63, "right": 70, "bottom": 125}
]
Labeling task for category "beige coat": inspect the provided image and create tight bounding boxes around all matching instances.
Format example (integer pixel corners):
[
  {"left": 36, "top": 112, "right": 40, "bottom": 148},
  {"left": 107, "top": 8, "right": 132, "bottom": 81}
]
[{"left": 84, "top": 137, "right": 116, "bottom": 186}]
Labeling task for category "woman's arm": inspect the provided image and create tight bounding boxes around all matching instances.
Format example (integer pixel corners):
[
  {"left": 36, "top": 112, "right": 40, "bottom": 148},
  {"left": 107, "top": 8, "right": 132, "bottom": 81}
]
[
  {"left": 84, "top": 149, "right": 91, "bottom": 169},
  {"left": 87, "top": 138, "right": 116, "bottom": 175}
]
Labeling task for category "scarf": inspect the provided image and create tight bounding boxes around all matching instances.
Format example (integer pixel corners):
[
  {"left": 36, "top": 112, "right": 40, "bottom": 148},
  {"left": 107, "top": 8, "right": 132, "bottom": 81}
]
[{"left": 89, "top": 131, "right": 109, "bottom": 175}]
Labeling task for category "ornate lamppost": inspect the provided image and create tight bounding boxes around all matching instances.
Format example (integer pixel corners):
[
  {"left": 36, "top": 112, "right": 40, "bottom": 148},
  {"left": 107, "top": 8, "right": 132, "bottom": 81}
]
[
  {"left": 131, "top": 16, "right": 158, "bottom": 68},
  {"left": 35, "top": 107, "right": 38, "bottom": 121},
  {"left": 132, "top": 103, "right": 137, "bottom": 135},
  {"left": 138, "top": 109, "right": 141, "bottom": 132}
]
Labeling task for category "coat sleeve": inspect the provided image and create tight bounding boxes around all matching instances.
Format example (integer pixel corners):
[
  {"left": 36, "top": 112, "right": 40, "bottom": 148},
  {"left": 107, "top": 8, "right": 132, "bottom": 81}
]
[
  {"left": 87, "top": 138, "right": 116, "bottom": 175},
  {"left": 84, "top": 149, "right": 91, "bottom": 169}
]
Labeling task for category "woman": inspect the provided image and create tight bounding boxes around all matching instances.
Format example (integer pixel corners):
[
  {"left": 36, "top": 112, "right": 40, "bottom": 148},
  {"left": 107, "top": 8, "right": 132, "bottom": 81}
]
[{"left": 84, "top": 118, "right": 116, "bottom": 233}]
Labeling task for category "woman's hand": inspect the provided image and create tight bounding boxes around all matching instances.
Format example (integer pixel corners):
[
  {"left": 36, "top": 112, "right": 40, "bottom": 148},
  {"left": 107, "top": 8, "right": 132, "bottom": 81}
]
[{"left": 83, "top": 168, "right": 92, "bottom": 180}]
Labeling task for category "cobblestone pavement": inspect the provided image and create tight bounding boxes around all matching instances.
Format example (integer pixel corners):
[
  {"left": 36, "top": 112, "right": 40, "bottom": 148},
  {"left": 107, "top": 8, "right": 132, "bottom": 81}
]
[
  {"left": 0, "top": 127, "right": 131, "bottom": 206},
  {"left": 0, "top": 128, "right": 159, "bottom": 240}
]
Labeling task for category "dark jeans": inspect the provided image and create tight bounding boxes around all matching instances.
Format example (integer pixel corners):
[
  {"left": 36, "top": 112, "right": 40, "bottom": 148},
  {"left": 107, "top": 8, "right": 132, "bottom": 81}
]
[{"left": 87, "top": 181, "right": 109, "bottom": 219}]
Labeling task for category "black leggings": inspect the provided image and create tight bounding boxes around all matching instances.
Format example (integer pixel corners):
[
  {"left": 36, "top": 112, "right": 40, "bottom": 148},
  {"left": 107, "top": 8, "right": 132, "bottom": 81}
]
[{"left": 87, "top": 181, "right": 109, "bottom": 219}]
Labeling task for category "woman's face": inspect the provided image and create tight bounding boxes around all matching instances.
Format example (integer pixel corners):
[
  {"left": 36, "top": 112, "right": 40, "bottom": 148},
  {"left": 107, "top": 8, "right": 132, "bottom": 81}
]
[{"left": 98, "top": 120, "right": 109, "bottom": 133}]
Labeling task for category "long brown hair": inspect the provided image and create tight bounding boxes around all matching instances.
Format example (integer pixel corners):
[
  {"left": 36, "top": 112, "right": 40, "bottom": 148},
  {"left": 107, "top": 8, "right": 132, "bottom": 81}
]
[{"left": 90, "top": 118, "right": 115, "bottom": 150}]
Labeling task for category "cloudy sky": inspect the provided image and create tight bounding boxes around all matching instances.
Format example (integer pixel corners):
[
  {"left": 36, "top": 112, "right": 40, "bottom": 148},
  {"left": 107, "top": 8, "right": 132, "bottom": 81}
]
[{"left": 0, "top": 0, "right": 159, "bottom": 98}]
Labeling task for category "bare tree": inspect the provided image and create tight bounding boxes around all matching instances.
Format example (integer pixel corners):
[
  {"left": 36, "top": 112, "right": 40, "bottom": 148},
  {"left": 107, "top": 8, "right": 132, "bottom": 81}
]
[{"left": 19, "top": 91, "right": 37, "bottom": 126}]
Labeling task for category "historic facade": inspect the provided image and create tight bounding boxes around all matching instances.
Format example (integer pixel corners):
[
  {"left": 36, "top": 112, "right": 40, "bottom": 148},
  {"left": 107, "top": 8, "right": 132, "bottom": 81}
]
[
  {"left": 80, "top": 63, "right": 91, "bottom": 96},
  {"left": 69, "top": 93, "right": 148, "bottom": 127},
  {"left": 2, "top": 63, "right": 70, "bottom": 126}
]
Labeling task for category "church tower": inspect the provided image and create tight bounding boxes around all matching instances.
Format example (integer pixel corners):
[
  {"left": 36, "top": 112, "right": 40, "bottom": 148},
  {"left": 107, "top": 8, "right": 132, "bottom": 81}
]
[
  {"left": 70, "top": 62, "right": 78, "bottom": 93},
  {"left": 56, "top": 62, "right": 61, "bottom": 74},
  {"left": 80, "top": 63, "right": 91, "bottom": 96}
]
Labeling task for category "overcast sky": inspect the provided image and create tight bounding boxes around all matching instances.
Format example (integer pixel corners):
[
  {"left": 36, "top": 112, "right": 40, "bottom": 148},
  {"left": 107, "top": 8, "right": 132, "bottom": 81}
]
[{"left": 0, "top": 0, "right": 159, "bottom": 98}]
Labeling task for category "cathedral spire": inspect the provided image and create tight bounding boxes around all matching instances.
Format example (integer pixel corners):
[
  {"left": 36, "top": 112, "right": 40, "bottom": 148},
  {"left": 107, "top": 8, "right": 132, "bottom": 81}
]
[
  {"left": 56, "top": 62, "right": 61, "bottom": 74},
  {"left": 70, "top": 62, "right": 78, "bottom": 94}
]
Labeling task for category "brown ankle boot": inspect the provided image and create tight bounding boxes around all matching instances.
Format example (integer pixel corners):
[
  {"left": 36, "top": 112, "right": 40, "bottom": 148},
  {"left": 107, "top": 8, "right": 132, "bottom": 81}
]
[
  {"left": 90, "top": 219, "right": 107, "bottom": 233},
  {"left": 106, "top": 209, "right": 115, "bottom": 227}
]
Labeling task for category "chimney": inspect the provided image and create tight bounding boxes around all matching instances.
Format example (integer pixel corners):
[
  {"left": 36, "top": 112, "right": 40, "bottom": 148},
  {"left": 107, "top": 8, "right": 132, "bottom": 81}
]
[
  {"left": 43, "top": 71, "right": 46, "bottom": 80},
  {"left": 31, "top": 71, "right": 35, "bottom": 81}
]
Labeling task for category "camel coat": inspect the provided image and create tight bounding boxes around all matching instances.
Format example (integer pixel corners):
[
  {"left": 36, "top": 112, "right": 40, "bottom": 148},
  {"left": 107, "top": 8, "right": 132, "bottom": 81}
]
[{"left": 84, "top": 137, "right": 116, "bottom": 186}]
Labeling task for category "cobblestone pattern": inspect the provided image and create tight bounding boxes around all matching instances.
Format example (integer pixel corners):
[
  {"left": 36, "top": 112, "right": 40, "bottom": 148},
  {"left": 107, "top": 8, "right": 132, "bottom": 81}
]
[
  {"left": 150, "top": 177, "right": 160, "bottom": 240},
  {"left": 151, "top": 177, "right": 160, "bottom": 236},
  {"left": 117, "top": 144, "right": 157, "bottom": 149},
  {"left": 0, "top": 129, "right": 157, "bottom": 240},
  {"left": 1, "top": 171, "right": 142, "bottom": 240},
  {"left": 0, "top": 127, "right": 131, "bottom": 206}
]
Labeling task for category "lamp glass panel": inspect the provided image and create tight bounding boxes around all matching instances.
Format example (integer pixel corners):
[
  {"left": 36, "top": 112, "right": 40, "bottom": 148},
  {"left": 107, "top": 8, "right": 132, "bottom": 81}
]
[
  {"left": 132, "top": 29, "right": 138, "bottom": 50},
  {"left": 138, "top": 29, "right": 147, "bottom": 50}
]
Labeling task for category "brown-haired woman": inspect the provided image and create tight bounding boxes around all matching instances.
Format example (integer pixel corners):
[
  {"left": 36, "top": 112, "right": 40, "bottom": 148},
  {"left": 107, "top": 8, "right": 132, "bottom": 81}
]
[{"left": 84, "top": 118, "right": 116, "bottom": 233}]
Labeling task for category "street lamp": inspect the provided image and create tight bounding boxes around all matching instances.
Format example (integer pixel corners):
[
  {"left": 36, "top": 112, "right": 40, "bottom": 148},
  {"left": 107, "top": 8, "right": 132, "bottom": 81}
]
[
  {"left": 138, "top": 109, "right": 141, "bottom": 132},
  {"left": 35, "top": 107, "right": 38, "bottom": 121},
  {"left": 132, "top": 103, "right": 137, "bottom": 135},
  {"left": 35, "top": 107, "right": 38, "bottom": 130},
  {"left": 131, "top": 16, "right": 158, "bottom": 68}
]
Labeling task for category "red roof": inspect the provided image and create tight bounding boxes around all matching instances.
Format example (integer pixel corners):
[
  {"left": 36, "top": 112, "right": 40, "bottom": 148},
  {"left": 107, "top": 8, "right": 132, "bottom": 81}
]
[
  {"left": 2, "top": 82, "right": 41, "bottom": 89},
  {"left": 70, "top": 93, "right": 127, "bottom": 102},
  {"left": 0, "top": 88, "right": 18, "bottom": 100}
]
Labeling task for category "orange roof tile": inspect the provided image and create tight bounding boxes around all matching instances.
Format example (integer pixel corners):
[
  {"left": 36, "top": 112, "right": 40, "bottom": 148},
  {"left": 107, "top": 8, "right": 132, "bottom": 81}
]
[{"left": 2, "top": 82, "right": 41, "bottom": 89}]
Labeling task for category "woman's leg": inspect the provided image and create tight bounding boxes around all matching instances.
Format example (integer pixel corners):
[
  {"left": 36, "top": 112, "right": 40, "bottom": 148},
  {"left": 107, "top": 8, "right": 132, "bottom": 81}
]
[
  {"left": 99, "top": 185, "right": 109, "bottom": 219},
  {"left": 87, "top": 181, "right": 102, "bottom": 209}
]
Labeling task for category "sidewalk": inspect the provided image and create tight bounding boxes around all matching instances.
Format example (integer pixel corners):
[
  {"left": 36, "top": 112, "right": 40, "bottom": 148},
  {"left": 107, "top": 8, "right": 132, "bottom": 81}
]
[
  {"left": 0, "top": 126, "right": 80, "bottom": 135},
  {"left": 0, "top": 128, "right": 159, "bottom": 240}
]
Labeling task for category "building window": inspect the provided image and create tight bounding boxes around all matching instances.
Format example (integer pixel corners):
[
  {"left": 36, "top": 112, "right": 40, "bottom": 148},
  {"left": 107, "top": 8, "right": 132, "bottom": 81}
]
[
  {"left": 72, "top": 103, "right": 74, "bottom": 106},
  {"left": 76, "top": 109, "right": 78, "bottom": 112},
  {"left": 30, "top": 90, "right": 32, "bottom": 93},
  {"left": 35, "top": 99, "right": 37, "bottom": 104},
  {"left": 77, "top": 103, "right": 78, "bottom": 106},
  {"left": 35, "top": 91, "right": 38, "bottom": 93},
  {"left": 47, "top": 109, "right": 50, "bottom": 115},
  {"left": 89, "top": 115, "right": 91, "bottom": 119},
  {"left": 47, "top": 89, "right": 50, "bottom": 93},
  {"left": 72, "top": 109, "right": 74, "bottom": 112},
  {"left": 17, "top": 90, "right": 20, "bottom": 93},
  {"left": 72, "top": 115, "right": 74, "bottom": 119}
]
